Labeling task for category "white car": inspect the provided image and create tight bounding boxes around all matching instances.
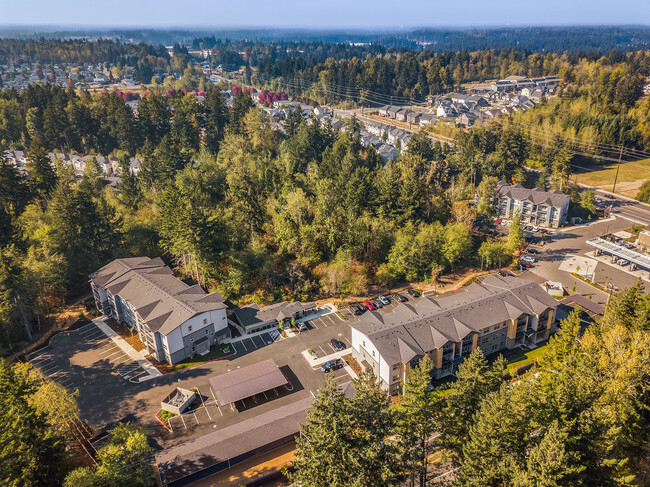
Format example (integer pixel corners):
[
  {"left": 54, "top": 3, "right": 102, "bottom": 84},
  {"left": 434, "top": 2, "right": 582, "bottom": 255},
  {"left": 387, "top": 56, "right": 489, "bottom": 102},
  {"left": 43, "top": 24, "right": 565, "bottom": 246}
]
[
  {"left": 617, "top": 259, "right": 629, "bottom": 267},
  {"left": 521, "top": 255, "right": 536, "bottom": 263},
  {"left": 378, "top": 295, "right": 390, "bottom": 305}
]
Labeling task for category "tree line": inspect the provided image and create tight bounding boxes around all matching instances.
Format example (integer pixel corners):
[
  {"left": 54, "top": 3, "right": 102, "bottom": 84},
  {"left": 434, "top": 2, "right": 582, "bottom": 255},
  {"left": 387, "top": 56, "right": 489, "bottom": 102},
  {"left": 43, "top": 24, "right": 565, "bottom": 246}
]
[
  {"left": 290, "top": 281, "right": 650, "bottom": 487},
  {"left": 0, "top": 359, "right": 154, "bottom": 487}
]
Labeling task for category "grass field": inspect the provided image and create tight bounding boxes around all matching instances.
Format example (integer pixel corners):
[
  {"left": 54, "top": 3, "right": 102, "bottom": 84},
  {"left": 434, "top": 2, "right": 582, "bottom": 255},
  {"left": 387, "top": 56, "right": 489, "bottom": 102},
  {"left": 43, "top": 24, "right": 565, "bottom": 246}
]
[
  {"left": 573, "top": 158, "right": 650, "bottom": 198},
  {"left": 505, "top": 344, "right": 549, "bottom": 374}
]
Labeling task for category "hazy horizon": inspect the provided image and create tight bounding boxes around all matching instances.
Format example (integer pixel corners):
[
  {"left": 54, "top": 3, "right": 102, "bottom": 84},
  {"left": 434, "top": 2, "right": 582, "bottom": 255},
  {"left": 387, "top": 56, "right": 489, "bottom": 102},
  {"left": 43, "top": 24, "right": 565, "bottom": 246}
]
[{"left": 2, "top": 0, "right": 649, "bottom": 29}]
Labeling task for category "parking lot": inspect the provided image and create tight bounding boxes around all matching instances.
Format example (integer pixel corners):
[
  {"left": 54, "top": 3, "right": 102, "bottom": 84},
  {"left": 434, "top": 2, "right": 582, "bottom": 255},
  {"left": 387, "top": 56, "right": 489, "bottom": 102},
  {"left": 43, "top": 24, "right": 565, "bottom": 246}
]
[
  {"left": 26, "top": 322, "right": 153, "bottom": 425},
  {"left": 230, "top": 330, "right": 278, "bottom": 357}
]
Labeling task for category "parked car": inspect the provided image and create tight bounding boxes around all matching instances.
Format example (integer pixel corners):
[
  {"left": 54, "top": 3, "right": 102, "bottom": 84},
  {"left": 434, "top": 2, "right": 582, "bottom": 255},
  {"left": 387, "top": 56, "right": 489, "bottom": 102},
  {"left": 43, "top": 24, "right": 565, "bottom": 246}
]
[
  {"left": 617, "top": 259, "right": 629, "bottom": 267},
  {"left": 320, "top": 359, "right": 342, "bottom": 372},
  {"left": 330, "top": 339, "right": 346, "bottom": 351},
  {"left": 378, "top": 295, "right": 390, "bottom": 305},
  {"left": 521, "top": 255, "right": 536, "bottom": 263},
  {"left": 395, "top": 294, "right": 407, "bottom": 302},
  {"left": 407, "top": 289, "right": 420, "bottom": 298},
  {"left": 357, "top": 304, "right": 368, "bottom": 313},
  {"left": 348, "top": 305, "right": 362, "bottom": 316},
  {"left": 373, "top": 299, "right": 383, "bottom": 308},
  {"left": 520, "top": 261, "right": 532, "bottom": 269},
  {"left": 526, "top": 247, "right": 539, "bottom": 254},
  {"left": 364, "top": 300, "right": 376, "bottom": 311},
  {"left": 494, "top": 218, "right": 501, "bottom": 225}
]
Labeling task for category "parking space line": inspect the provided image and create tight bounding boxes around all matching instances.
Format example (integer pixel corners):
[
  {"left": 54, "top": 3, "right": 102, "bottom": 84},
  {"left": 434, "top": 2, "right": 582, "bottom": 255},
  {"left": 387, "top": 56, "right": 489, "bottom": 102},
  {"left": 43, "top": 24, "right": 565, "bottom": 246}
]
[
  {"left": 246, "top": 338, "right": 256, "bottom": 350},
  {"left": 325, "top": 314, "right": 336, "bottom": 325},
  {"left": 310, "top": 321, "right": 319, "bottom": 330},
  {"left": 253, "top": 335, "right": 264, "bottom": 348},
  {"left": 103, "top": 350, "right": 124, "bottom": 359},
  {"left": 31, "top": 357, "right": 55, "bottom": 367},
  {"left": 342, "top": 337, "right": 352, "bottom": 346},
  {"left": 239, "top": 340, "right": 248, "bottom": 351},
  {"left": 328, "top": 343, "right": 337, "bottom": 352},
  {"left": 318, "top": 345, "right": 327, "bottom": 356},
  {"left": 99, "top": 346, "right": 119, "bottom": 356},
  {"left": 112, "top": 355, "right": 131, "bottom": 366},
  {"left": 80, "top": 327, "right": 101, "bottom": 338},
  {"left": 46, "top": 369, "right": 63, "bottom": 378},
  {"left": 77, "top": 322, "right": 96, "bottom": 332}
]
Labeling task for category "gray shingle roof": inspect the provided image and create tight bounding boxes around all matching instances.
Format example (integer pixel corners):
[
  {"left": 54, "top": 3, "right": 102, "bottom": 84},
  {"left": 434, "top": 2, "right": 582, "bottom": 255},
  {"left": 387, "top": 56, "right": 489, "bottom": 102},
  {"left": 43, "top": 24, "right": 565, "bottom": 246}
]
[
  {"left": 351, "top": 276, "right": 557, "bottom": 365},
  {"left": 497, "top": 181, "right": 569, "bottom": 207},
  {"left": 89, "top": 257, "right": 226, "bottom": 335}
]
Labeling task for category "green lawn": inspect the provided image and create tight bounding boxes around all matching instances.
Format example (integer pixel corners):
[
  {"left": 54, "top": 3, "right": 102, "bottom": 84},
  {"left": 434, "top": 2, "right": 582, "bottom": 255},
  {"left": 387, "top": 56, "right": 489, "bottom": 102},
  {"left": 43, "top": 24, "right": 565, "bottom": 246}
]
[
  {"left": 505, "top": 345, "right": 548, "bottom": 374},
  {"left": 171, "top": 343, "right": 235, "bottom": 372},
  {"left": 574, "top": 158, "right": 650, "bottom": 197}
]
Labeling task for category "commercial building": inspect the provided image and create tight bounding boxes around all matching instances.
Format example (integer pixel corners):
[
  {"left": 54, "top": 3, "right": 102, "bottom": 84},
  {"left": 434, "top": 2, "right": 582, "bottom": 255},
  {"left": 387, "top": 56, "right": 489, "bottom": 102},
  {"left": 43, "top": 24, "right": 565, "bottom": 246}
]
[
  {"left": 350, "top": 275, "right": 558, "bottom": 395},
  {"left": 495, "top": 181, "right": 570, "bottom": 227},
  {"left": 90, "top": 257, "right": 229, "bottom": 365}
]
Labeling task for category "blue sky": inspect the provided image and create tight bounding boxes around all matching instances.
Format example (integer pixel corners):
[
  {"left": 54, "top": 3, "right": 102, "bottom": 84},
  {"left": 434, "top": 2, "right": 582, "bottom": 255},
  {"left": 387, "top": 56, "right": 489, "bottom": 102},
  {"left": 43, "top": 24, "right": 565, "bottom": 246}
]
[{"left": 0, "top": 0, "right": 648, "bottom": 28}]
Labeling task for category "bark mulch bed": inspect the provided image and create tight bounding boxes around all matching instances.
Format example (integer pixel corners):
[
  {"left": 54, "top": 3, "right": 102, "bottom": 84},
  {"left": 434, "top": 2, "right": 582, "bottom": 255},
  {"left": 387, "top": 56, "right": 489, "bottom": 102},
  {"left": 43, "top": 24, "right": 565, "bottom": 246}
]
[{"left": 105, "top": 319, "right": 146, "bottom": 352}]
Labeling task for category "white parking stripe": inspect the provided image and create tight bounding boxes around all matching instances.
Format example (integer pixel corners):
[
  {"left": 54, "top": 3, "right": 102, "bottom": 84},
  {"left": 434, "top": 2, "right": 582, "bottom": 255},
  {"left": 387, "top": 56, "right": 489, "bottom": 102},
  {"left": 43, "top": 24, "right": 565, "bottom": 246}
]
[
  {"left": 253, "top": 335, "right": 264, "bottom": 347},
  {"left": 310, "top": 321, "right": 319, "bottom": 330},
  {"left": 343, "top": 337, "right": 352, "bottom": 345},
  {"left": 46, "top": 369, "right": 63, "bottom": 377},
  {"left": 325, "top": 315, "right": 336, "bottom": 325},
  {"left": 246, "top": 338, "right": 256, "bottom": 349},
  {"left": 113, "top": 355, "right": 132, "bottom": 365},
  {"left": 103, "top": 350, "right": 124, "bottom": 359},
  {"left": 240, "top": 340, "right": 248, "bottom": 351},
  {"left": 318, "top": 345, "right": 327, "bottom": 356},
  {"left": 99, "top": 346, "right": 119, "bottom": 355},
  {"left": 80, "top": 327, "right": 100, "bottom": 337}
]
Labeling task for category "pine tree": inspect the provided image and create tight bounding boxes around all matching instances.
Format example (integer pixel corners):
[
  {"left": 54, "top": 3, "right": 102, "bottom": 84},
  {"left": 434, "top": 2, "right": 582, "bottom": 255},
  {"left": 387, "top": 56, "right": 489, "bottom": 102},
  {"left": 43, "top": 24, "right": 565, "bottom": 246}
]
[
  {"left": 349, "top": 372, "right": 401, "bottom": 487},
  {"left": 203, "top": 88, "right": 229, "bottom": 154},
  {"left": 117, "top": 155, "right": 141, "bottom": 210},
  {"left": 440, "top": 348, "right": 505, "bottom": 460},
  {"left": 26, "top": 139, "right": 57, "bottom": 200},
  {"left": 289, "top": 375, "right": 356, "bottom": 487},
  {"left": 395, "top": 355, "right": 441, "bottom": 487}
]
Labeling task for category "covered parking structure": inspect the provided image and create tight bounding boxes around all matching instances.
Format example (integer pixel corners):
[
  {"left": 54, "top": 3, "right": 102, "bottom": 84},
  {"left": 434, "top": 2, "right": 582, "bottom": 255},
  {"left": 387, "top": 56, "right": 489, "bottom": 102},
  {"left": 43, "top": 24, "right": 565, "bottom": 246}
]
[
  {"left": 209, "top": 359, "right": 288, "bottom": 410},
  {"left": 586, "top": 237, "right": 650, "bottom": 270}
]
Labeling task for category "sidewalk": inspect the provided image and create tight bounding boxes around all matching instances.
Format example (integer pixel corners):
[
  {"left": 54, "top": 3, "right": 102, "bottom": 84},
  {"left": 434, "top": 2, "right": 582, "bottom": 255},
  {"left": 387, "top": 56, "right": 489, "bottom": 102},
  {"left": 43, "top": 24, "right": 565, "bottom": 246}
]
[
  {"left": 93, "top": 318, "right": 162, "bottom": 381},
  {"left": 301, "top": 348, "right": 352, "bottom": 369}
]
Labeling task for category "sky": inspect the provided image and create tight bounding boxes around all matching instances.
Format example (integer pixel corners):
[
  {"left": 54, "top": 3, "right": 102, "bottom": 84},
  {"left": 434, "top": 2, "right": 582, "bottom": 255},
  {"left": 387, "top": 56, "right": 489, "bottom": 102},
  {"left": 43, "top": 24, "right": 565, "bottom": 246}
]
[{"left": 0, "top": 0, "right": 648, "bottom": 28}]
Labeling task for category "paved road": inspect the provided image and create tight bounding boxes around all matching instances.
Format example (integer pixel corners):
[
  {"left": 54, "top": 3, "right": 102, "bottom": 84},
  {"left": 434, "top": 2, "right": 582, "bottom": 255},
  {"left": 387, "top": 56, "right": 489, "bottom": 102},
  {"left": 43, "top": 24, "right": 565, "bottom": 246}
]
[
  {"left": 523, "top": 216, "right": 650, "bottom": 306},
  {"left": 594, "top": 190, "right": 650, "bottom": 226}
]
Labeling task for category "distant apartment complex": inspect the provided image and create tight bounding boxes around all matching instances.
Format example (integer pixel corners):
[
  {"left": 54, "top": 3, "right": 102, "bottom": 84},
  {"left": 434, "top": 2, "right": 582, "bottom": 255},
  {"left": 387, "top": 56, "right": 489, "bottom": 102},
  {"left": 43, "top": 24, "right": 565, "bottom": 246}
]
[
  {"left": 350, "top": 275, "right": 558, "bottom": 395},
  {"left": 496, "top": 181, "right": 570, "bottom": 227},
  {"left": 90, "top": 257, "right": 230, "bottom": 365}
]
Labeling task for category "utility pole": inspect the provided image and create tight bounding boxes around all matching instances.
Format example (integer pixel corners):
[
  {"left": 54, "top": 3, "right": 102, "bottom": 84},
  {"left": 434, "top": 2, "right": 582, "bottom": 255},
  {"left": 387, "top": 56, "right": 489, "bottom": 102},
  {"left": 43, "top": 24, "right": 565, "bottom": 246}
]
[{"left": 612, "top": 145, "right": 624, "bottom": 193}]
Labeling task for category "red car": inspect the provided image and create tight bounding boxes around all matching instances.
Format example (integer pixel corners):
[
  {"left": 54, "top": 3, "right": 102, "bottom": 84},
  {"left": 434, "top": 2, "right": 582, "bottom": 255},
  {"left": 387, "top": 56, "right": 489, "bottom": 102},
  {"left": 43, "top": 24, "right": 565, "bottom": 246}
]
[{"left": 364, "top": 300, "right": 376, "bottom": 311}]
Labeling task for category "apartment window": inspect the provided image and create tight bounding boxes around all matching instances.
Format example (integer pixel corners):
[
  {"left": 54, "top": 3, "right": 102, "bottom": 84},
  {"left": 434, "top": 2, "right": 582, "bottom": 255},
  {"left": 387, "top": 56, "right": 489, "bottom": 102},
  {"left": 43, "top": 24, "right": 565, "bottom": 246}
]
[
  {"left": 372, "top": 350, "right": 375, "bottom": 358},
  {"left": 206, "top": 329, "right": 209, "bottom": 335},
  {"left": 203, "top": 318, "right": 208, "bottom": 325},
  {"left": 190, "top": 337, "right": 194, "bottom": 342},
  {"left": 188, "top": 325, "right": 193, "bottom": 332},
  {"left": 192, "top": 346, "right": 195, "bottom": 352},
  {"left": 393, "top": 376, "right": 399, "bottom": 382},
  {"left": 393, "top": 364, "right": 399, "bottom": 370},
  {"left": 363, "top": 340, "right": 366, "bottom": 348}
]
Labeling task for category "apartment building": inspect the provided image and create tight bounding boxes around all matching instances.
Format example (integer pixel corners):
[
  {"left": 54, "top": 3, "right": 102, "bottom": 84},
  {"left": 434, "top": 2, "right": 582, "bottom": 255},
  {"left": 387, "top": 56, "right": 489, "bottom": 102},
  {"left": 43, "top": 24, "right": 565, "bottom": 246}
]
[
  {"left": 495, "top": 181, "right": 570, "bottom": 227},
  {"left": 90, "top": 257, "right": 229, "bottom": 365},
  {"left": 350, "top": 275, "right": 557, "bottom": 395}
]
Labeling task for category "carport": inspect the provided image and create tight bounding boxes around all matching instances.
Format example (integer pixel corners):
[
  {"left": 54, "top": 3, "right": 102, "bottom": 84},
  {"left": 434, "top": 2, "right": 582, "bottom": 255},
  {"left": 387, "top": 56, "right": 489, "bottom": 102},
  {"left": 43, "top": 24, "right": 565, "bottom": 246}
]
[{"left": 209, "top": 359, "right": 288, "bottom": 410}]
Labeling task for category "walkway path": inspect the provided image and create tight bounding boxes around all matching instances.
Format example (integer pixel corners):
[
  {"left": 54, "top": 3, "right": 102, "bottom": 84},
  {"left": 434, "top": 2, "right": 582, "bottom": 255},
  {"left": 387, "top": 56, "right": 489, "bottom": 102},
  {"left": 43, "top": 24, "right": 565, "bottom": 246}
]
[{"left": 93, "top": 318, "right": 162, "bottom": 380}]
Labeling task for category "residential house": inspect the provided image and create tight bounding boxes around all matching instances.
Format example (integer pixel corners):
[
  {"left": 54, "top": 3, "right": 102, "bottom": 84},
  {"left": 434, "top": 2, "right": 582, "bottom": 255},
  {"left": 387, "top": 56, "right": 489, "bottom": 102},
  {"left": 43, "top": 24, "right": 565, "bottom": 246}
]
[
  {"left": 377, "top": 143, "right": 399, "bottom": 161},
  {"left": 419, "top": 113, "right": 436, "bottom": 127},
  {"left": 231, "top": 301, "right": 316, "bottom": 335},
  {"left": 90, "top": 257, "right": 230, "bottom": 365},
  {"left": 406, "top": 111, "right": 422, "bottom": 124},
  {"left": 494, "top": 180, "right": 570, "bottom": 227},
  {"left": 350, "top": 275, "right": 558, "bottom": 395},
  {"left": 458, "top": 110, "right": 479, "bottom": 127}
]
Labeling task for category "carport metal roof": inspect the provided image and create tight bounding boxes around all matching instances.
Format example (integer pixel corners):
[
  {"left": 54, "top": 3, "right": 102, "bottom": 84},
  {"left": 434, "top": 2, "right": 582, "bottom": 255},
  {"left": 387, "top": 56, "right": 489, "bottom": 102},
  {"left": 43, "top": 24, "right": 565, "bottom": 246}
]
[
  {"left": 209, "top": 359, "right": 287, "bottom": 405},
  {"left": 586, "top": 237, "right": 650, "bottom": 269},
  {"left": 567, "top": 294, "right": 604, "bottom": 315}
]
